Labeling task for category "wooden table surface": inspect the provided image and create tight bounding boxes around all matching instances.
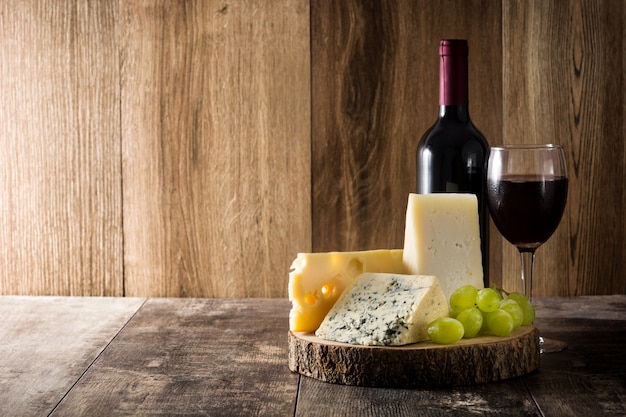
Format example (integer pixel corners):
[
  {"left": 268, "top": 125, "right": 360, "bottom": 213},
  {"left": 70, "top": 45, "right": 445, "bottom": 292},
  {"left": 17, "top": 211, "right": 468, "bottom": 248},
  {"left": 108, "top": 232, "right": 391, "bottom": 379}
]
[{"left": 0, "top": 295, "right": 624, "bottom": 416}]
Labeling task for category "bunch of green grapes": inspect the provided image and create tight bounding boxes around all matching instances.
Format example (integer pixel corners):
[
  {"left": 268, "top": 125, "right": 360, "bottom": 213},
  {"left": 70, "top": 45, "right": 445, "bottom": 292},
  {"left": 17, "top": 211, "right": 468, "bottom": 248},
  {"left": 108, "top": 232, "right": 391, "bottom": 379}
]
[{"left": 427, "top": 285, "right": 535, "bottom": 345}]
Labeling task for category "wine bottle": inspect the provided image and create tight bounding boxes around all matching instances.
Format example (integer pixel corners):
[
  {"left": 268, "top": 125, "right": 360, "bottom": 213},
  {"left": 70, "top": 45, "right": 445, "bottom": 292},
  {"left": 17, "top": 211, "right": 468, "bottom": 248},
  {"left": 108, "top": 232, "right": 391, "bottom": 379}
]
[{"left": 416, "top": 39, "right": 490, "bottom": 287}]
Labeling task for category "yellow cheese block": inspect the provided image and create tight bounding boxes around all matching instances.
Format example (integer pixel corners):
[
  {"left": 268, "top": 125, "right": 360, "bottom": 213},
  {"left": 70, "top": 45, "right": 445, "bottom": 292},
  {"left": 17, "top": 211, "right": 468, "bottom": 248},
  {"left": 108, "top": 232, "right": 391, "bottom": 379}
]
[
  {"left": 288, "top": 250, "right": 404, "bottom": 332},
  {"left": 402, "top": 193, "right": 484, "bottom": 300}
]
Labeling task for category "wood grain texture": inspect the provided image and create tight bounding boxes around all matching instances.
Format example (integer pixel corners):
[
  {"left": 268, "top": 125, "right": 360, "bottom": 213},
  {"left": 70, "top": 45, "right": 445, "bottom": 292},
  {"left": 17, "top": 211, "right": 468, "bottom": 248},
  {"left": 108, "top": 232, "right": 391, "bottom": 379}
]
[
  {"left": 0, "top": 1, "right": 623, "bottom": 298},
  {"left": 120, "top": 0, "right": 311, "bottom": 297},
  {"left": 51, "top": 298, "right": 298, "bottom": 417},
  {"left": 502, "top": 0, "right": 626, "bottom": 296},
  {"left": 296, "top": 377, "right": 542, "bottom": 417},
  {"left": 0, "top": 1, "right": 123, "bottom": 295},
  {"left": 0, "top": 296, "right": 623, "bottom": 416},
  {"left": 0, "top": 296, "right": 144, "bottom": 416},
  {"left": 310, "top": 0, "right": 503, "bottom": 280},
  {"left": 531, "top": 301, "right": 626, "bottom": 417},
  {"left": 534, "top": 294, "right": 626, "bottom": 320}
]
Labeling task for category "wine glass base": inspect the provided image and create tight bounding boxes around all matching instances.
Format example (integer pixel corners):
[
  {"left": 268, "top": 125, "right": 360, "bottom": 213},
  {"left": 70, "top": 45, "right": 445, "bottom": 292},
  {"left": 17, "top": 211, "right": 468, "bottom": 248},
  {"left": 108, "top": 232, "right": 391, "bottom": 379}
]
[{"left": 539, "top": 336, "right": 567, "bottom": 353}]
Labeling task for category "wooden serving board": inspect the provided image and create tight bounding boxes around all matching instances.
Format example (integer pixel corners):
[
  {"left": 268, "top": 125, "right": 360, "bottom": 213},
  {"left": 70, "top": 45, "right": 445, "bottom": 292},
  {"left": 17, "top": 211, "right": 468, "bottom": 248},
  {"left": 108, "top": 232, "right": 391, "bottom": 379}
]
[{"left": 288, "top": 326, "right": 540, "bottom": 388}]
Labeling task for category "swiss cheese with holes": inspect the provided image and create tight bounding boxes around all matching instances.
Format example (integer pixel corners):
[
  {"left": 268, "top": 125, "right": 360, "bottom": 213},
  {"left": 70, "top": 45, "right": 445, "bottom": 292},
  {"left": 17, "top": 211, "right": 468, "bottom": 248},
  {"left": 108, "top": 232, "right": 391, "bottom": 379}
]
[{"left": 288, "top": 250, "right": 404, "bottom": 332}]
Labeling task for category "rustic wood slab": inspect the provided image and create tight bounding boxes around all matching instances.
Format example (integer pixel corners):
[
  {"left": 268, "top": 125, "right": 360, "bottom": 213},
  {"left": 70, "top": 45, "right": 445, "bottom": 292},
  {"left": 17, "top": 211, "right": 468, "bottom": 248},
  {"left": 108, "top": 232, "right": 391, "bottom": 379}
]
[
  {"left": 51, "top": 298, "right": 299, "bottom": 416},
  {"left": 0, "top": 296, "right": 145, "bottom": 416},
  {"left": 289, "top": 326, "right": 540, "bottom": 388}
]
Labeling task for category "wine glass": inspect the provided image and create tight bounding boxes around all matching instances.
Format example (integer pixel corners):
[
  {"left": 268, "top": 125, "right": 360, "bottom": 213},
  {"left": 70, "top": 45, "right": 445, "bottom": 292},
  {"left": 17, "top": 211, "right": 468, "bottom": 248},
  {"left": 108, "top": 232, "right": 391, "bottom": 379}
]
[{"left": 486, "top": 144, "right": 568, "bottom": 353}]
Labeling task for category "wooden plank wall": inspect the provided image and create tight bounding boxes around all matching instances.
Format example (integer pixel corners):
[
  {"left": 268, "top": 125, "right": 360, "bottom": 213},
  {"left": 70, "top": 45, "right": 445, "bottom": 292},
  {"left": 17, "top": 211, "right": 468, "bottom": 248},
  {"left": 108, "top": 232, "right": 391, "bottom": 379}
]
[
  {"left": 310, "top": 0, "right": 503, "bottom": 276},
  {"left": 312, "top": 0, "right": 625, "bottom": 297},
  {"left": 0, "top": 0, "right": 623, "bottom": 297},
  {"left": 502, "top": 0, "right": 626, "bottom": 296},
  {"left": 0, "top": 1, "right": 123, "bottom": 295},
  {"left": 0, "top": 0, "right": 311, "bottom": 297},
  {"left": 312, "top": 0, "right": 626, "bottom": 297},
  {"left": 119, "top": 1, "right": 311, "bottom": 297}
]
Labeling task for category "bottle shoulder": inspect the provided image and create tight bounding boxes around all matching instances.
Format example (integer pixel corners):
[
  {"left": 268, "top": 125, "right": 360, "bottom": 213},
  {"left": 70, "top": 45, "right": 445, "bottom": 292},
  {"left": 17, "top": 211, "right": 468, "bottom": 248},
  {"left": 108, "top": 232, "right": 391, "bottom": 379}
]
[{"left": 418, "top": 119, "right": 489, "bottom": 150}]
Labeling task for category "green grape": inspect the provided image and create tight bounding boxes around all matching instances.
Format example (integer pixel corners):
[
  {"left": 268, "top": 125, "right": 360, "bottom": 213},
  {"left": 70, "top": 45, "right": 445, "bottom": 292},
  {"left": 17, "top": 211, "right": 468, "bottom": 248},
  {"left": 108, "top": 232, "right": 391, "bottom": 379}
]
[
  {"left": 427, "top": 317, "right": 464, "bottom": 345},
  {"left": 507, "top": 292, "right": 536, "bottom": 325},
  {"left": 449, "top": 285, "right": 478, "bottom": 317},
  {"left": 479, "top": 310, "right": 490, "bottom": 334},
  {"left": 499, "top": 299, "right": 524, "bottom": 329},
  {"left": 486, "top": 309, "right": 515, "bottom": 337},
  {"left": 476, "top": 288, "right": 501, "bottom": 313},
  {"left": 456, "top": 307, "right": 483, "bottom": 338}
]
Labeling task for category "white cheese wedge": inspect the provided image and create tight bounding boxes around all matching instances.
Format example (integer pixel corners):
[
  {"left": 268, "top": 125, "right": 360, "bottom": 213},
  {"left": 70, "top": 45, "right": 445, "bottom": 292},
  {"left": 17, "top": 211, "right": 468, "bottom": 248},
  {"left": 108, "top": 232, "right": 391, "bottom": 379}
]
[
  {"left": 315, "top": 272, "right": 448, "bottom": 346},
  {"left": 402, "top": 193, "right": 484, "bottom": 301},
  {"left": 288, "top": 250, "right": 404, "bottom": 332}
]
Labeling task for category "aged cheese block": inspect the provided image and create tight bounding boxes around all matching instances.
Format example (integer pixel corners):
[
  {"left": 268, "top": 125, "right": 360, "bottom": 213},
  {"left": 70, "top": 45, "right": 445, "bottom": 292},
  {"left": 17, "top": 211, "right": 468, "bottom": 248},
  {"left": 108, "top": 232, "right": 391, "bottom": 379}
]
[
  {"left": 402, "top": 193, "right": 484, "bottom": 300},
  {"left": 315, "top": 273, "right": 448, "bottom": 346},
  {"left": 288, "top": 250, "right": 404, "bottom": 332},
  {"left": 289, "top": 326, "right": 541, "bottom": 388}
]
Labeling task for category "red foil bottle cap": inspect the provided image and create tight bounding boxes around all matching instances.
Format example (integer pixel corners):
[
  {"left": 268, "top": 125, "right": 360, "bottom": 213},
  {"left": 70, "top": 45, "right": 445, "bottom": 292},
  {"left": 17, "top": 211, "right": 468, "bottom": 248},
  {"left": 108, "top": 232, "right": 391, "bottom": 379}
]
[{"left": 439, "top": 39, "right": 469, "bottom": 106}]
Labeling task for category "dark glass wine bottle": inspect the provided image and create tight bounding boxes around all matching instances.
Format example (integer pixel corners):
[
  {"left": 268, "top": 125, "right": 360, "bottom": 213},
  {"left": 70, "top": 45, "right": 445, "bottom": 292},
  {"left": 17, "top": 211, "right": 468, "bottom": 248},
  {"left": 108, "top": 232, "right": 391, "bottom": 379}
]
[{"left": 416, "top": 39, "right": 490, "bottom": 287}]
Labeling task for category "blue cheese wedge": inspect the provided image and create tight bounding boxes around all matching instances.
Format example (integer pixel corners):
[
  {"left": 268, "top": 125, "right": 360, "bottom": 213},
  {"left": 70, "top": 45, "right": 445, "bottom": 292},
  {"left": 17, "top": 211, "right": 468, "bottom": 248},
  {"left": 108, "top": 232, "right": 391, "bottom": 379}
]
[{"left": 315, "top": 273, "right": 448, "bottom": 346}]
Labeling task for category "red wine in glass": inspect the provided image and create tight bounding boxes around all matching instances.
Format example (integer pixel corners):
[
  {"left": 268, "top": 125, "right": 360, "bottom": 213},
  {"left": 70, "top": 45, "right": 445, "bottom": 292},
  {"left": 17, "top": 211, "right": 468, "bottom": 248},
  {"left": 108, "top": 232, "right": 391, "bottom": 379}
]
[
  {"left": 488, "top": 174, "right": 568, "bottom": 250},
  {"left": 486, "top": 145, "right": 568, "bottom": 353}
]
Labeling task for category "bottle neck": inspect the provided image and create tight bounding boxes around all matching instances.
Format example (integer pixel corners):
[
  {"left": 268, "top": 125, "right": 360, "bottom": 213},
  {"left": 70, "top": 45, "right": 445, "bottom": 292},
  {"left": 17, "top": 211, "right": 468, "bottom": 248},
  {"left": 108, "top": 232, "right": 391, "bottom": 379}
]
[
  {"left": 439, "top": 104, "right": 470, "bottom": 122},
  {"left": 439, "top": 40, "right": 468, "bottom": 106}
]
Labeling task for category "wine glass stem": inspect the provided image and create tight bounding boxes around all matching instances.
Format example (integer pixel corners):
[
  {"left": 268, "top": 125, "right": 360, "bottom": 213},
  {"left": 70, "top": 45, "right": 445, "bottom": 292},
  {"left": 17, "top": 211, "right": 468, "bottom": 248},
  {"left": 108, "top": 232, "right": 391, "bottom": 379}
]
[{"left": 519, "top": 249, "right": 536, "bottom": 303}]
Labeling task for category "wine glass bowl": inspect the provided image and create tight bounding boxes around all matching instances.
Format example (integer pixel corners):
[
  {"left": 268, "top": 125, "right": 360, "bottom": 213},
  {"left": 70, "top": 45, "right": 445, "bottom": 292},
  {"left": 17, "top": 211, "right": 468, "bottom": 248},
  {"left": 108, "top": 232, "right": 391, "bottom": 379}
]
[
  {"left": 487, "top": 145, "right": 568, "bottom": 250},
  {"left": 486, "top": 144, "right": 568, "bottom": 353}
]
